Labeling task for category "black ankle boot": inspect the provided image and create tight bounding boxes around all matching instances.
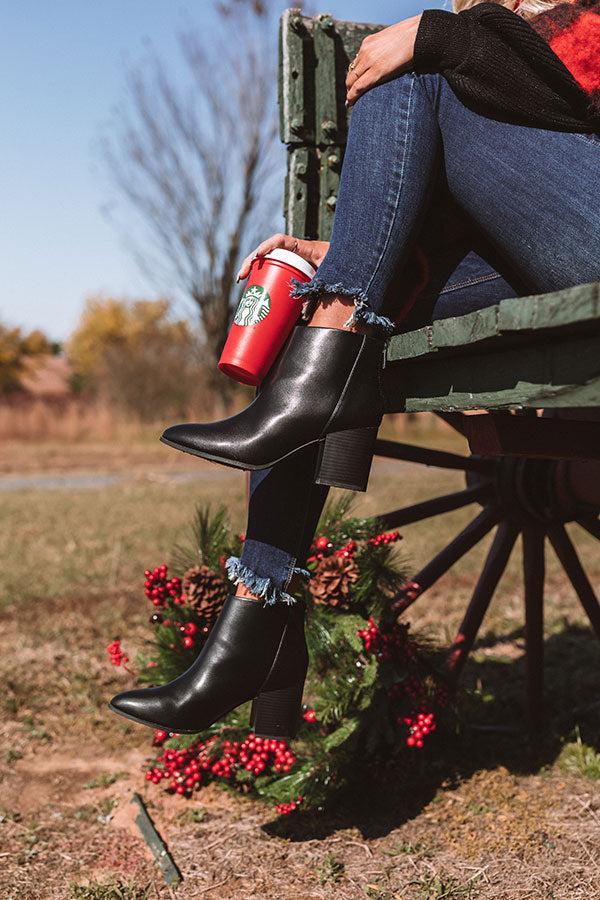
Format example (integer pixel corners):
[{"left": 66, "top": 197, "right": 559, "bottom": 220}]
[
  {"left": 109, "top": 595, "right": 308, "bottom": 740},
  {"left": 160, "top": 326, "right": 386, "bottom": 491}
]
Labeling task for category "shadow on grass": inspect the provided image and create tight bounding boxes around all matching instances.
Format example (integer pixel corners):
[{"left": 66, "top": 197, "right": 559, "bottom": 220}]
[{"left": 263, "top": 623, "right": 600, "bottom": 842}]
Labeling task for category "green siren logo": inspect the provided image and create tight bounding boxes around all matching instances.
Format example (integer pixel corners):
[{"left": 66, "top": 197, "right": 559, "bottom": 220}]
[{"left": 234, "top": 284, "right": 271, "bottom": 326}]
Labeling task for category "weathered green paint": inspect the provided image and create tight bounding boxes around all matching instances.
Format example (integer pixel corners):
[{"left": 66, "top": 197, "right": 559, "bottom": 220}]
[
  {"left": 132, "top": 793, "right": 182, "bottom": 885},
  {"left": 314, "top": 14, "right": 339, "bottom": 146},
  {"left": 387, "top": 283, "right": 600, "bottom": 362},
  {"left": 284, "top": 146, "right": 318, "bottom": 239},
  {"left": 279, "top": 9, "right": 315, "bottom": 145},
  {"left": 279, "top": 9, "right": 382, "bottom": 237},
  {"left": 384, "top": 331, "right": 600, "bottom": 412}
]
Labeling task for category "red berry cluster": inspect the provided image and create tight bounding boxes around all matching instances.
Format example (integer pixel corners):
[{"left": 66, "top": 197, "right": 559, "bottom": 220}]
[
  {"left": 238, "top": 734, "right": 296, "bottom": 775},
  {"left": 307, "top": 534, "right": 333, "bottom": 563},
  {"left": 176, "top": 621, "right": 199, "bottom": 651},
  {"left": 358, "top": 617, "right": 390, "bottom": 659},
  {"left": 392, "top": 580, "right": 422, "bottom": 614},
  {"left": 358, "top": 617, "right": 414, "bottom": 662},
  {"left": 334, "top": 540, "right": 357, "bottom": 559},
  {"left": 402, "top": 580, "right": 421, "bottom": 600},
  {"left": 146, "top": 743, "right": 204, "bottom": 795},
  {"left": 207, "top": 738, "right": 238, "bottom": 779},
  {"left": 145, "top": 732, "right": 297, "bottom": 799},
  {"left": 303, "top": 708, "right": 317, "bottom": 723},
  {"left": 275, "top": 795, "right": 304, "bottom": 815},
  {"left": 306, "top": 529, "right": 400, "bottom": 565},
  {"left": 106, "top": 639, "right": 129, "bottom": 667},
  {"left": 144, "top": 565, "right": 183, "bottom": 607},
  {"left": 401, "top": 711, "right": 436, "bottom": 748},
  {"left": 367, "top": 530, "right": 401, "bottom": 547}
]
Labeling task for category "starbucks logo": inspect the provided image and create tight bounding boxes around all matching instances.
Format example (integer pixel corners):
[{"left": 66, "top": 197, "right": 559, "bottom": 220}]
[{"left": 234, "top": 285, "right": 271, "bottom": 326}]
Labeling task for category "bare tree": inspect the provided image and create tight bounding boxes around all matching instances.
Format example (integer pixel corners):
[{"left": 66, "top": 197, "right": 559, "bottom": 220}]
[{"left": 101, "top": 2, "right": 285, "bottom": 401}]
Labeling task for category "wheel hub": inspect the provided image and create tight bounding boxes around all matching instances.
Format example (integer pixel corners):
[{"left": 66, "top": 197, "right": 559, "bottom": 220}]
[{"left": 467, "top": 456, "right": 599, "bottom": 524}]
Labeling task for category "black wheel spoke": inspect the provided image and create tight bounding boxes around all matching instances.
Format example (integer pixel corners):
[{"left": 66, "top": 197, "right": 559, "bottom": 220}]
[
  {"left": 576, "top": 517, "right": 600, "bottom": 542},
  {"left": 393, "top": 505, "right": 501, "bottom": 614},
  {"left": 379, "top": 483, "right": 492, "bottom": 529},
  {"left": 447, "top": 521, "right": 519, "bottom": 676},
  {"left": 523, "top": 525, "right": 546, "bottom": 732},
  {"left": 548, "top": 524, "right": 600, "bottom": 640},
  {"left": 374, "top": 439, "right": 493, "bottom": 474}
]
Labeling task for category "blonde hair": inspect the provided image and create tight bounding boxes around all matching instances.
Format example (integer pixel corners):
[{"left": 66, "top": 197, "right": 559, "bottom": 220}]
[{"left": 452, "top": 0, "right": 561, "bottom": 19}]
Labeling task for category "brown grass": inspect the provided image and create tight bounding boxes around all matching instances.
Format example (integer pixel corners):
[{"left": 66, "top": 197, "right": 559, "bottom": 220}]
[{"left": 0, "top": 388, "right": 254, "bottom": 443}]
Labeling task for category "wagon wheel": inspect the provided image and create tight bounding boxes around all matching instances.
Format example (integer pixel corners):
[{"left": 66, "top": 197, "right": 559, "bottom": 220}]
[{"left": 374, "top": 413, "right": 600, "bottom": 730}]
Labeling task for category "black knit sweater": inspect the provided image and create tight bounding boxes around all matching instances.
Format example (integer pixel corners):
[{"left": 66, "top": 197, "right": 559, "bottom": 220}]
[{"left": 413, "top": 3, "right": 599, "bottom": 132}]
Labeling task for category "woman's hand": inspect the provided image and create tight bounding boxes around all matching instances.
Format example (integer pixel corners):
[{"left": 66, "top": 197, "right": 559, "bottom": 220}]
[
  {"left": 236, "top": 234, "right": 329, "bottom": 281},
  {"left": 345, "top": 15, "right": 421, "bottom": 106}
]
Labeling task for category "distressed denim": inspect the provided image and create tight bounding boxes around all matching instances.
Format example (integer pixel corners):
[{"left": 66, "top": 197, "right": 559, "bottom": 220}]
[
  {"left": 226, "top": 443, "right": 329, "bottom": 604},
  {"left": 228, "top": 71, "right": 600, "bottom": 603}
]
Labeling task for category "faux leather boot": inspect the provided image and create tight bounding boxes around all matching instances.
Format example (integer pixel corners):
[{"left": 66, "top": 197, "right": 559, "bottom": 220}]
[
  {"left": 161, "top": 325, "right": 386, "bottom": 492},
  {"left": 109, "top": 595, "right": 308, "bottom": 739}
]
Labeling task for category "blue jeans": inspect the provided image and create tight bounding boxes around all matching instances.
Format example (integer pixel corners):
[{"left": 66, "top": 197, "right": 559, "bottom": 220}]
[{"left": 226, "top": 71, "right": 600, "bottom": 604}]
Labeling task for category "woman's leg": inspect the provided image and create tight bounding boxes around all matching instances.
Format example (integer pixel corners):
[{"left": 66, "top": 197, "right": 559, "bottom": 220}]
[
  {"left": 227, "top": 444, "right": 329, "bottom": 604},
  {"left": 294, "top": 72, "right": 600, "bottom": 331},
  {"left": 294, "top": 73, "right": 443, "bottom": 334}
]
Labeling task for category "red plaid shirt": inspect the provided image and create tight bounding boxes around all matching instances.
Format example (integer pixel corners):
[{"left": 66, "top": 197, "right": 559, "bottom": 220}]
[{"left": 531, "top": 0, "right": 600, "bottom": 112}]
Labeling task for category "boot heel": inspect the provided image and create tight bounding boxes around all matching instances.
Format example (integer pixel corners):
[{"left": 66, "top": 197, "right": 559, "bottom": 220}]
[
  {"left": 315, "top": 426, "right": 378, "bottom": 492},
  {"left": 251, "top": 677, "right": 305, "bottom": 740}
]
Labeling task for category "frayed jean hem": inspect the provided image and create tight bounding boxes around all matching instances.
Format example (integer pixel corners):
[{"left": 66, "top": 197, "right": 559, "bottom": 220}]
[
  {"left": 291, "top": 277, "right": 395, "bottom": 337},
  {"left": 225, "top": 556, "right": 311, "bottom": 607}
]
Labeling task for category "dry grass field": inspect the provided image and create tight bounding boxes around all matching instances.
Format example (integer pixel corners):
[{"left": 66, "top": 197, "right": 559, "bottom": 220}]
[{"left": 0, "top": 419, "right": 598, "bottom": 899}]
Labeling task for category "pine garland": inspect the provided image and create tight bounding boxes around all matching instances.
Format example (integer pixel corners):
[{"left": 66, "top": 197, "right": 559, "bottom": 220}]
[{"left": 107, "top": 500, "right": 450, "bottom": 815}]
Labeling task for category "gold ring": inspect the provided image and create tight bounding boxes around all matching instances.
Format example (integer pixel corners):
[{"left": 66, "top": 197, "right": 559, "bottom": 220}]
[
  {"left": 292, "top": 238, "right": 299, "bottom": 253},
  {"left": 349, "top": 59, "right": 357, "bottom": 70}
]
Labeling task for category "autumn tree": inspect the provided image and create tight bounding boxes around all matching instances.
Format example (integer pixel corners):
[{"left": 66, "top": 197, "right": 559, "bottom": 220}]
[
  {"left": 67, "top": 296, "right": 204, "bottom": 421},
  {"left": 0, "top": 325, "right": 52, "bottom": 394},
  {"left": 101, "top": 0, "right": 287, "bottom": 399}
]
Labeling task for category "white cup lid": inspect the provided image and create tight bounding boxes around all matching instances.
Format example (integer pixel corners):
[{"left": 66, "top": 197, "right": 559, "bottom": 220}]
[{"left": 265, "top": 247, "right": 316, "bottom": 280}]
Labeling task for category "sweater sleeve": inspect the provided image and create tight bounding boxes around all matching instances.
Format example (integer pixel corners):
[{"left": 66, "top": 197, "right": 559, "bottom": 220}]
[
  {"left": 412, "top": 4, "right": 595, "bottom": 132},
  {"left": 413, "top": 9, "right": 473, "bottom": 73}
]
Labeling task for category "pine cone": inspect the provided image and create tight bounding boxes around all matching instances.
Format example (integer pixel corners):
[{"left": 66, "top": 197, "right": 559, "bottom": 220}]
[
  {"left": 309, "top": 555, "right": 360, "bottom": 608},
  {"left": 182, "top": 565, "right": 228, "bottom": 629}
]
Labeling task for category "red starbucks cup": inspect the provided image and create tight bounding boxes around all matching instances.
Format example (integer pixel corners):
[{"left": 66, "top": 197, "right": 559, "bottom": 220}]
[{"left": 218, "top": 248, "right": 316, "bottom": 386}]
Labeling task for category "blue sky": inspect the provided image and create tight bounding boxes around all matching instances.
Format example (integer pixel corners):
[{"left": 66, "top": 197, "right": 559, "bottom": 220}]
[{"left": 1, "top": 0, "right": 442, "bottom": 340}]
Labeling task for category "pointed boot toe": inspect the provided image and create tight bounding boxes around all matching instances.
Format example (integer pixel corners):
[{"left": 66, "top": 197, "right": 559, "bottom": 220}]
[
  {"left": 161, "top": 423, "right": 199, "bottom": 454},
  {"left": 109, "top": 688, "right": 174, "bottom": 730}
]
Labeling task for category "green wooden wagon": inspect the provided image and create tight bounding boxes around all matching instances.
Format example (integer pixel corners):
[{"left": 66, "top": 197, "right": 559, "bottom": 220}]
[{"left": 278, "top": 8, "right": 600, "bottom": 729}]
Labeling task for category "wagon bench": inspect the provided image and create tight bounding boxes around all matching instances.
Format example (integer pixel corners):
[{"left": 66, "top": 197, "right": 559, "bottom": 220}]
[{"left": 278, "top": 8, "right": 600, "bottom": 728}]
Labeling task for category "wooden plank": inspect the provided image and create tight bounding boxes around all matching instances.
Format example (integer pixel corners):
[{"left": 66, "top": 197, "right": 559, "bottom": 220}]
[
  {"left": 279, "top": 11, "right": 383, "bottom": 241},
  {"left": 279, "top": 11, "right": 381, "bottom": 149},
  {"left": 314, "top": 14, "right": 339, "bottom": 146},
  {"left": 383, "top": 331, "right": 600, "bottom": 412},
  {"left": 285, "top": 146, "right": 318, "bottom": 238},
  {"left": 279, "top": 9, "right": 315, "bottom": 145},
  {"left": 318, "top": 145, "right": 342, "bottom": 240},
  {"left": 387, "top": 282, "right": 600, "bottom": 362},
  {"left": 132, "top": 792, "right": 182, "bottom": 886}
]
